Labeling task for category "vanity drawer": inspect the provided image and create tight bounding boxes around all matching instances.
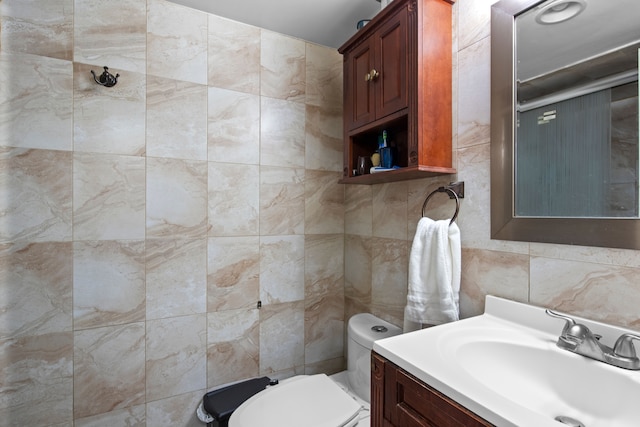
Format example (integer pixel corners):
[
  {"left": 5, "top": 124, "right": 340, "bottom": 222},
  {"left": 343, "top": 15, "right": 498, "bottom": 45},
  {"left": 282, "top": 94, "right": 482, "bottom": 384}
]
[
  {"left": 373, "top": 352, "right": 493, "bottom": 427},
  {"left": 395, "top": 368, "right": 491, "bottom": 427}
]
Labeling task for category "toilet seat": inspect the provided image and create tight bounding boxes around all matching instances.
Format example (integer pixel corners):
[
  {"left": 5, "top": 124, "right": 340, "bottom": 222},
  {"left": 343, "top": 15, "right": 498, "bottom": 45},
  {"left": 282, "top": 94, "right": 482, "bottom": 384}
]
[{"left": 229, "top": 374, "right": 362, "bottom": 427}]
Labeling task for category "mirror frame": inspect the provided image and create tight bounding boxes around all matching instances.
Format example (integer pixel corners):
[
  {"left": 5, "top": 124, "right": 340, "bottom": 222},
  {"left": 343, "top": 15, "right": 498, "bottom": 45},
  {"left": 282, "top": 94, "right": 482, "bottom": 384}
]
[{"left": 490, "top": 0, "right": 640, "bottom": 250}]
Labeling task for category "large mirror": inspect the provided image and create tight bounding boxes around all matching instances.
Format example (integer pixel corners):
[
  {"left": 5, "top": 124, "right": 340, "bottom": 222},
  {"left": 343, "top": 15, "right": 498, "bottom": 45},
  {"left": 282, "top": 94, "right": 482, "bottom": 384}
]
[{"left": 491, "top": 0, "right": 640, "bottom": 249}]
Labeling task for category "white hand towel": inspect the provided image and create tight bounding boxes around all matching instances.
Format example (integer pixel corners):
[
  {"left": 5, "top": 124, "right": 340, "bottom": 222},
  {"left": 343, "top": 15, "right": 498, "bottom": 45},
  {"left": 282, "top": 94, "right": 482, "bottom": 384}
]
[{"left": 403, "top": 217, "right": 461, "bottom": 332}]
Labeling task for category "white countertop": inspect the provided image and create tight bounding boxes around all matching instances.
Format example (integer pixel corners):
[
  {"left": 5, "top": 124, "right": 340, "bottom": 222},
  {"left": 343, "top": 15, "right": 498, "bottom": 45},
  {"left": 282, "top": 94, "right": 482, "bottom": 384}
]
[{"left": 373, "top": 296, "right": 640, "bottom": 427}]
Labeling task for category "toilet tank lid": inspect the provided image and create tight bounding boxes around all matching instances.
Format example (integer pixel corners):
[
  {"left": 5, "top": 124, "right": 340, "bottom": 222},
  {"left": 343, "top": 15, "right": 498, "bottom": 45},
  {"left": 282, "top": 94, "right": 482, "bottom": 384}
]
[{"left": 348, "top": 313, "right": 402, "bottom": 348}]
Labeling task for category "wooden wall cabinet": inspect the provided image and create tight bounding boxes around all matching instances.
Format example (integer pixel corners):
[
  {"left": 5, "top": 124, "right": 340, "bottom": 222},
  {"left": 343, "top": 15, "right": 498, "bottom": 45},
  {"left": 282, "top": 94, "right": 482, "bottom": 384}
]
[
  {"left": 345, "top": 6, "right": 408, "bottom": 131},
  {"left": 338, "top": 0, "right": 457, "bottom": 185},
  {"left": 372, "top": 352, "right": 494, "bottom": 427}
]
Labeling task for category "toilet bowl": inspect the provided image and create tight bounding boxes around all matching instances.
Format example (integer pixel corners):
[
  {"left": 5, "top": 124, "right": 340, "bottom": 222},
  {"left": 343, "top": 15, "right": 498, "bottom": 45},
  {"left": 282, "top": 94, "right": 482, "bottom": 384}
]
[{"left": 229, "top": 313, "right": 402, "bottom": 427}]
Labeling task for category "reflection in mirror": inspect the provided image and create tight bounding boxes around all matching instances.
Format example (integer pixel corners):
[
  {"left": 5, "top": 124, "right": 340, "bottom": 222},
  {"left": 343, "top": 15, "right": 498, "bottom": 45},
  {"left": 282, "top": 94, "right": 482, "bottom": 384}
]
[
  {"left": 491, "top": 0, "right": 640, "bottom": 249},
  {"left": 515, "top": 0, "right": 639, "bottom": 218}
]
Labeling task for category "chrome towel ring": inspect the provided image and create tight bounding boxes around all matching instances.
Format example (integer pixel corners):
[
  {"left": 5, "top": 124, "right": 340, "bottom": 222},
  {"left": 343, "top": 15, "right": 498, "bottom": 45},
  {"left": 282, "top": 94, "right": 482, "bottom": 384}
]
[{"left": 421, "top": 182, "right": 464, "bottom": 225}]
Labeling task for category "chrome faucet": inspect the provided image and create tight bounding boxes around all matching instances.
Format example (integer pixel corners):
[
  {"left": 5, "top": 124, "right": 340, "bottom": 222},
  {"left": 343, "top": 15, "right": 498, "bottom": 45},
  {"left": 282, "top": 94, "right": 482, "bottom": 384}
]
[{"left": 546, "top": 309, "right": 640, "bottom": 370}]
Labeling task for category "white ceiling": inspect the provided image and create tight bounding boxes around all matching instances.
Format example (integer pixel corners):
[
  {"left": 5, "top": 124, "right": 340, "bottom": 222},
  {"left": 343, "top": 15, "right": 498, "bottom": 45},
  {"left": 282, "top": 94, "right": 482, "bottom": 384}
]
[{"left": 166, "top": 0, "right": 383, "bottom": 49}]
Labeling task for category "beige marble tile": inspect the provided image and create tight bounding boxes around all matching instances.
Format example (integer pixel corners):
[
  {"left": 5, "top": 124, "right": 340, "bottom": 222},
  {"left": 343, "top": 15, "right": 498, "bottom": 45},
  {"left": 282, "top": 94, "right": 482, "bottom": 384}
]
[
  {"left": 147, "top": 76, "right": 207, "bottom": 160},
  {"left": 208, "top": 162, "right": 259, "bottom": 236},
  {"left": 371, "top": 237, "right": 408, "bottom": 327},
  {"left": 207, "top": 88, "right": 260, "bottom": 165},
  {"left": 372, "top": 182, "right": 408, "bottom": 240},
  {"left": 304, "top": 356, "right": 345, "bottom": 376},
  {"left": 451, "top": 0, "right": 459, "bottom": 55},
  {"left": 344, "top": 185, "right": 373, "bottom": 237},
  {"left": 73, "top": 62, "right": 146, "bottom": 156},
  {"left": 260, "top": 97, "right": 306, "bottom": 168},
  {"left": 259, "top": 166, "right": 305, "bottom": 235},
  {"left": 305, "top": 293, "right": 344, "bottom": 365},
  {"left": 74, "top": 0, "right": 147, "bottom": 74},
  {"left": 456, "top": 0, "right": 494, "bottom": 51},
  {"left": 345, "top": 296, "right": 371, "bottom": 326},
  {"left": 146, "top": 157, "right": 208, "bottom": 238},
  {"left": 459, "top": 248, "right": 530, "bottom": 318},
  {"left": 260, "top": 235, "right": 305, "bottom": 304},
  {"left": 0, "top": 0, "right": 73, "bottom": 60},
  {"left": 345, "top": 235, "right": 372, "bottom": 304},
  {"left": 305, "top": 170, "right": 344, "bottom": 234},
  {"left": 74, "top": 323, "right": 145, "bottom": 419},
  {"left": 74, "top": 405, "right": 145, "bottom": 427},
  {"left": 452, "top": 45, "right": 459, "bottom": 166},
  {"left": 73, "top": 153, "right": 145, "bottom": 241},
  {"left": 530, "top": 257, "right": 640, "bottom": 330},
  {"left": 1, "top": 148, "right": 72, "bottom": 243},
  {"left": 305, "top": 104, "right": 343, "bottom": 172},
  {"left": 73, "top": 240, "right": 145, "bottom": 329},
  {"left": 0, "top": 242, "right": 72, "bottom": 339},
  {"left": 457, "top": 36, "right": 490, "bottom": 149},
  {"left": 456, "top": 143, "right": 529, "bottom": 254},
  {"left": 530, "top": 242, "right": 640, "bottom": 269},
  {"left": 304, "top": 234, "right": 344, "bottom": 364},
  {"left": 146, "top": 314, "right": 207, "bottom": 401},
  {"left": 147, "top": 0, "right": 208, "bottom": 84},
  {"left": 208, "top": 15, "right": 260, "bottom": 95},
  {"left": 146, "top": 390, "right": 204, "bottom": 427},
  {"left": 0, "top": 52, "right": 73, "bottom": 151},
  {"left": 455, "top": 144, "right": 489, "bottom": 245},
  {"left": 305, "top": 234, "right": 344, "bottom": 299},
  {"left": 146, "top": 238, "right": 207, "bottom": 320},
  {"left": 260, "top": 31, "right": 306, "bottom": 102},
  {"left": 38, "top": 422, "right": 69, "bottom": 427},
  {"left": 207, "top": 309, "right": 260, "bottom": 388},
  {"left": 0, "top": 332, "right": 73, "bottom": 426},
  {"left": 305, "top": 43, "right": 343, "bottom": 109},
  {"left": 259, "top": 301, "right": 305, "bottom": 375},
  {"left": 207, "top": 236, "right": 260, "bottom": 312},
  {"left": 266, "top": 366, "right": 306, "bottom": 382}
]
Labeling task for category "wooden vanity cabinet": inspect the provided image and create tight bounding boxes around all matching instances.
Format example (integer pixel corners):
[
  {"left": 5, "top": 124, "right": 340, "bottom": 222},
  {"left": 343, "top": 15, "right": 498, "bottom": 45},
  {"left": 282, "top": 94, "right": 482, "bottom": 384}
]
[
  {"left": 338, "top": 0, "right": 456, "bottom": 185},
  {"left": 372, "top": 352, "right": 494, "bottom": 427}
]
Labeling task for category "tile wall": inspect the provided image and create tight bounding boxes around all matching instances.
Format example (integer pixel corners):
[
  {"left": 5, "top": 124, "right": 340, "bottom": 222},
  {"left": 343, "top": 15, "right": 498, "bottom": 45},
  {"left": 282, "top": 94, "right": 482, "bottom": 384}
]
[
  {"left": 3, "top": 0, "right": 640, "bottom": 426},
  {"left": 0, "top": 0, "right": 344, "bottom": 425}
]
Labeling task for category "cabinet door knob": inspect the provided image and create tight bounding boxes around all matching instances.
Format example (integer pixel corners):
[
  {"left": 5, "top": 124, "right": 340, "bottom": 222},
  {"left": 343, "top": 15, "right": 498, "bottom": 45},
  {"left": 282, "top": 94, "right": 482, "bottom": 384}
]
[
  {"left": 370, "top": 69, "right": 380, "bottom": 80},
  {"left": 365, "top": 72, "right": 372, "bottom": 82}
]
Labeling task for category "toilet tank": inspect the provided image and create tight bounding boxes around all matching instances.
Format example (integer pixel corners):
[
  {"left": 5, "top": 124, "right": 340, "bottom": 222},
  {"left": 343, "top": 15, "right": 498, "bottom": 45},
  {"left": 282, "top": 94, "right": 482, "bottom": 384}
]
[{"left": 347, "top": 313, "right": 402, "bottom": 402}]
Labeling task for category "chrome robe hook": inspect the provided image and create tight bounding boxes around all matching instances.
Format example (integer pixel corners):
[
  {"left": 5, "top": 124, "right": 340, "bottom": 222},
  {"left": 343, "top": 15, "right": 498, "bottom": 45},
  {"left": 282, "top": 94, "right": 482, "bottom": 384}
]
[{"left": 91, "top": 66, "right": 119, "bottom": 87}]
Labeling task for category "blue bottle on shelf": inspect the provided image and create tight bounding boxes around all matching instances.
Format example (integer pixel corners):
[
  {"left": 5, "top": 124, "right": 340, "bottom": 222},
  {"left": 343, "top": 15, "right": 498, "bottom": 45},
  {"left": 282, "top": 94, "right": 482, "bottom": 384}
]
[{"left": 379, "top": 130, "right": 393, "bottom": 168}]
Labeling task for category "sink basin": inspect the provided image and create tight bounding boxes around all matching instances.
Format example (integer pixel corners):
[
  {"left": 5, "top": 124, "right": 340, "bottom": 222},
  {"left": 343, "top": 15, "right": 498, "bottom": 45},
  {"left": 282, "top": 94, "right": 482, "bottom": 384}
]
[
  {"left": 447, "top": 329, "right": 640, "bottom": 426},
  {"left": 373, "top": 296, "right": 640, "bottom": 427}
]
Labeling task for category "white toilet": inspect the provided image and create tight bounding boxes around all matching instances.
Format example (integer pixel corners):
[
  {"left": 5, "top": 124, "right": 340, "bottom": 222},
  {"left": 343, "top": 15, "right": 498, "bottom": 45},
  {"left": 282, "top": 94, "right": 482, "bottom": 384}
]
[{"left": 229, "top": 313, "right": 402, "bottom": 427}]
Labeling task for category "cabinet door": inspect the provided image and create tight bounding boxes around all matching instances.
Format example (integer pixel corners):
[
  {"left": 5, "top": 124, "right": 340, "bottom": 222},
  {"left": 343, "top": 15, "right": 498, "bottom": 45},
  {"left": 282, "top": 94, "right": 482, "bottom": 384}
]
[
  {"left": 374, "top": 6, "right": 408, "bottom": 120},
  {"left": 372, "top": 352, "right": 494, "bottom": 427},
  {"left": 345, "top": 38, "right": 376, "bottom": 130}
]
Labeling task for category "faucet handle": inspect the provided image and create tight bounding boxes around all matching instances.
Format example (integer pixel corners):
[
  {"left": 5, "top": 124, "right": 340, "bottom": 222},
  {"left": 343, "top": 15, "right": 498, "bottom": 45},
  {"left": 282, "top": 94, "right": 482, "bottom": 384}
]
[
  {"left": 613, "top": 333, "right": 640, "bottom": 358},
  {"left": 545, "top": 309, "right": 595, "bottom": 342},
  {"left": 546, "top": 309, "right": 577, "bottom": 336}
]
